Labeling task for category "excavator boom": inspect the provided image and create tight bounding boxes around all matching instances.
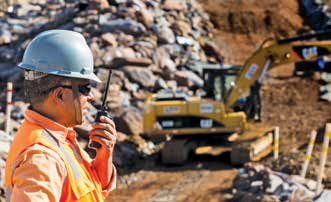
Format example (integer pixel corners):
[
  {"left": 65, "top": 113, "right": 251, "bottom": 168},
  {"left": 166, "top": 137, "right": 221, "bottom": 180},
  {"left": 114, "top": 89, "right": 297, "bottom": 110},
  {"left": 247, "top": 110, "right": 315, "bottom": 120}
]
[{"left": 226, "top": 30, "right": 331, "bottom": 109}]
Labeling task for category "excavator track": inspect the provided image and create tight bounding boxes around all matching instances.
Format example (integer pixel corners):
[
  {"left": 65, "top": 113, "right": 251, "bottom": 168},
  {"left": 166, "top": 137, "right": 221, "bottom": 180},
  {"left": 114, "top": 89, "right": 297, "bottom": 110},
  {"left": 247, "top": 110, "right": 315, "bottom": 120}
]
[
  {"left": 192, "top": 124, "right": 275, "bottom": 165},
  {"left": 162, "top": 137, "right": 197, "bottom": 165}
]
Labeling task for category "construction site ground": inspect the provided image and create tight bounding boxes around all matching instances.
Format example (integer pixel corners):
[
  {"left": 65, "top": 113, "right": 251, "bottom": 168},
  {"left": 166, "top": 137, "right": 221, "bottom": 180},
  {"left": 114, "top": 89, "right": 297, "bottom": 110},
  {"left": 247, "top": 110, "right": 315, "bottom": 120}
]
[{"left": 106, "top": 0, "right": 331, "bottom": 201}]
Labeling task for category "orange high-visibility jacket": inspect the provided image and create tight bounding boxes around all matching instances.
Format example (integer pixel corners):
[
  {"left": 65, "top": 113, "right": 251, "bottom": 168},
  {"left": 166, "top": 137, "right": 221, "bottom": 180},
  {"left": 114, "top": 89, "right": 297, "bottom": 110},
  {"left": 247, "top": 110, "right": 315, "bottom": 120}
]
[{"left": 5, "top": 109, "right": 116, "bottom": 201}]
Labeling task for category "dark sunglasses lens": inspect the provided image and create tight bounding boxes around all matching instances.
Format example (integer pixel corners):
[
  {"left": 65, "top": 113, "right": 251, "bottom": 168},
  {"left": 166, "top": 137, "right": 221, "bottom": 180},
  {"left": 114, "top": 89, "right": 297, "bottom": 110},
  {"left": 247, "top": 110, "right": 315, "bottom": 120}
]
[{"left": 78, "top": 84, "right": 91, "bottom": 96}]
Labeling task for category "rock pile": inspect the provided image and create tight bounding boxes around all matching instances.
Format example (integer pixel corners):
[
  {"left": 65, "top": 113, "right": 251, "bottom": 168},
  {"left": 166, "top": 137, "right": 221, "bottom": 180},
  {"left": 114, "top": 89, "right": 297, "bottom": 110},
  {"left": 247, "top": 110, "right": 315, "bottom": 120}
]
[
  {"left": 229, "top": 163, "right": 331, "bottom": 202},
  {"left": 264, "top": 146, "right": 331, "bottom": 190},
  {"left": 0, "top": 0, "right": 222, "bottom": 133},
  {"left": 0, "top": 0, "right": 224, "bottom": 193}
]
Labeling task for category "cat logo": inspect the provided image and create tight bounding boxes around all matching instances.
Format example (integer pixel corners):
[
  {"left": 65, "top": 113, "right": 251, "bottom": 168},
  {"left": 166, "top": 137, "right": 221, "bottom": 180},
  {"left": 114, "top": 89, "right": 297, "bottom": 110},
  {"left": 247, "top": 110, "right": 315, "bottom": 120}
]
[
  {"left": 302, "top": 46, "right": 318, "bottom": 60},
  {"left": 293, "top": 45, "right": 330, "bottom": 60}
]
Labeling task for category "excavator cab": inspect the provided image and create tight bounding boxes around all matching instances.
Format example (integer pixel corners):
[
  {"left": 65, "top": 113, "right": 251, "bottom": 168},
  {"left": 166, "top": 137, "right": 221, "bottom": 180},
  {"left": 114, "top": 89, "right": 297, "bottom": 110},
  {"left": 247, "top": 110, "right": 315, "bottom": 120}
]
[
  {"left": 202, "top": 65, "right": 261, "bottom": 120},
  {"left": 202, "top": 65, "right": 241, "bottom": 102}
]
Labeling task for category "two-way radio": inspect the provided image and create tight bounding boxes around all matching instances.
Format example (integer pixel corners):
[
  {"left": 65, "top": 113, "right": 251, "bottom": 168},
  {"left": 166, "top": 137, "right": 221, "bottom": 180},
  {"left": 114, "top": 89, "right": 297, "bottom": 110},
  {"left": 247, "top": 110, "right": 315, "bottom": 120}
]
[{"left": 89, "top": 69, "right": 113, "bottom": 149}]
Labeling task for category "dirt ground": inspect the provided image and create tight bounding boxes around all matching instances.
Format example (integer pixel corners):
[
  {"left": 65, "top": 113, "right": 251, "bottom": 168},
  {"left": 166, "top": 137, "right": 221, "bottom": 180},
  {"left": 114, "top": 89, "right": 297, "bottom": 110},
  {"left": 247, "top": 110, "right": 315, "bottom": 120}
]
[{"left": 106, "top": 1, "right": 331, "bottom": 201}]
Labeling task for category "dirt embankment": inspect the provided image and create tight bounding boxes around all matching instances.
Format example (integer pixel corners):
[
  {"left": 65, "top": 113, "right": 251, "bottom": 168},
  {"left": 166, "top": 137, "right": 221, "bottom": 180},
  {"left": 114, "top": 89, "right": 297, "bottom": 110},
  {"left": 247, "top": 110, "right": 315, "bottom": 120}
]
[{"left": 200, "top": 0, "right": 303, "bottom": 64}]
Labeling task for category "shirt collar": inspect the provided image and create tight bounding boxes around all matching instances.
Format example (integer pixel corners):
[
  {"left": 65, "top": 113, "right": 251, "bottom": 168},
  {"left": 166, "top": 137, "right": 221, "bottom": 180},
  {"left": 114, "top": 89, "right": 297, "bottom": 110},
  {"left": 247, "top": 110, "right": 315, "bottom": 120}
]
[{"left": 24, "top": 108, "right": 77, "bottom": 143}]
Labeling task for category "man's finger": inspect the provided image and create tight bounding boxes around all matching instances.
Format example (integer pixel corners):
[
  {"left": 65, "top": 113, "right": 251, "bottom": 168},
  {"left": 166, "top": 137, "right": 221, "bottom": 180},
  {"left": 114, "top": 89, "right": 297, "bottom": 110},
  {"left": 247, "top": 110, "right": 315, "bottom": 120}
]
[
  {"left": 92, "top": 122, "right": 113, "bottom": 132},
  {"left": 89, "top": 136, "right": 115, "bottom": 149},
  {"left": 89, "top": 129, "right": 116, "bottom": 140},
  {"left": 96, "top": 116, "right": 115, "bottom": 126}
]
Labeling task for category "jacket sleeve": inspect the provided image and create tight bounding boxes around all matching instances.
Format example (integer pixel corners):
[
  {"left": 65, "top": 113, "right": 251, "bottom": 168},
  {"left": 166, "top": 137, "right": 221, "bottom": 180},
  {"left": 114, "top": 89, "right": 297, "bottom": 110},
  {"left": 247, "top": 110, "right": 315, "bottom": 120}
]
[
  {"left": 101, "top": 163, "right": 117, "bottom": 197},
  {"left": 78, "top": 145, "right": 117, "bottom": 198},
  {"left": 9, "top": 144, "right": 66, "bottom": 202}
]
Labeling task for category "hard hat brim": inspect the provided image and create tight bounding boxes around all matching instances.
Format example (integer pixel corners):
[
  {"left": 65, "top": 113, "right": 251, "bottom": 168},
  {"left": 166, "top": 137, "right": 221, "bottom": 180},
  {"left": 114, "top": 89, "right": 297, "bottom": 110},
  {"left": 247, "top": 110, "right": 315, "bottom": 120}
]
[{"left": 18, "top": 62, "right": 101, "bottom": 83}]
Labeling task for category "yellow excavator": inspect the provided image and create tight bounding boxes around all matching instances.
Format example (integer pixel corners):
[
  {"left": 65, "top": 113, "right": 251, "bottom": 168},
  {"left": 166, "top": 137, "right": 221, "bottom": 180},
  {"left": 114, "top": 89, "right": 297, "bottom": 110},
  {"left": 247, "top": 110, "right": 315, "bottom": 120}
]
[{"left": 143, "top": 30, "right": 331, "bottom": 165}]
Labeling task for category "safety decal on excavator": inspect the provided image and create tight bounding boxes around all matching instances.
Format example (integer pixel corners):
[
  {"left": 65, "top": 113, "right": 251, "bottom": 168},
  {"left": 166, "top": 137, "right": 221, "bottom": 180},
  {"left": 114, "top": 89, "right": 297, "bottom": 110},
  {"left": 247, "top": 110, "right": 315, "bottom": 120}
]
[
  {"left": 200, "top": 103, "right": 213, "bottom": 113},
  {"left": 200, "top": 119, "right": 213, "bottom": 128},
  {"left": 245, "top": 64, "right": 258, "bottom": 79},
  {"left": 292, "top": 46, "right": 330, "bottom": 60},
  {"left": 161, "top": 120, "right": 174, "bottom": 128},
  {"left": 164, "top": 106, "right": 180, "bottom": 114}
]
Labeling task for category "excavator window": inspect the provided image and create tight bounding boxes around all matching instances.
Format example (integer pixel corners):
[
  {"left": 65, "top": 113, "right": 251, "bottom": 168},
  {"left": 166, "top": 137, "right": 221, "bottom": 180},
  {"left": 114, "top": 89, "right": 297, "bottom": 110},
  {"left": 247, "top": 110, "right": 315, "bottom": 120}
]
[
  {"left": 202, "top": 65, "right": 241, "bottom": 102},
  {"left": 202, "top": 65, "right": 262, "bottom": 120}
]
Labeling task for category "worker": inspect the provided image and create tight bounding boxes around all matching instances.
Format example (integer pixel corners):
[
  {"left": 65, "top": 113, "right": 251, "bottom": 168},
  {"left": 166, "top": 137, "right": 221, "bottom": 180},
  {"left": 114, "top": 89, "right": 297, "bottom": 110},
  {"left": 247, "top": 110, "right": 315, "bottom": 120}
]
[
  {"left": 4, "top": 30, "right": 117, "bottom": 201},
  {"left": 246, "top": 81, "right": 262, "bottom": 122}
]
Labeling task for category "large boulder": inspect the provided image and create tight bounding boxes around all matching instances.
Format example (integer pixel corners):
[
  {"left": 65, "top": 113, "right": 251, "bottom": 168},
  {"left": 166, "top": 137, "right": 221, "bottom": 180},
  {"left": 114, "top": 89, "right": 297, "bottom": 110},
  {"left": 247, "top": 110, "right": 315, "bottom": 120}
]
[
  {"left": 155, "top": 25, "right": 175, "bottom": 44},
  {"left": 0, "top": 30, "right": 12, "bottom": 45},
  {"left": 154, "top": 47, "right": 177, "bottom": 79},
  {"left": 101, "top": 33, "right": 117, "bottom": 47},
  {"left": 171, "top": 20, "right": 191, "bottom": 36},
  {"left": 174, "top": 70, "right": 203, "bottom": 88},
  {"left": 123, "top": 66, "right": 156, "bottom": 88},
  {"left": 201, "top": 40, "right": 225, "bottom": 63},
  {"left": 106, "top": 84, "right": 122, "bottom": 111},
  {"left": 135, "top": 7, "right": 154, "bottom": 29},
  {"left": 100, "top": 18, "right": 147, "bottom": 37},
  {"left": 113, "top": 107, "right": 143, "bottom": 136},
  {"left": 161, "top": 0, "right": 188, "bottom": 11}
]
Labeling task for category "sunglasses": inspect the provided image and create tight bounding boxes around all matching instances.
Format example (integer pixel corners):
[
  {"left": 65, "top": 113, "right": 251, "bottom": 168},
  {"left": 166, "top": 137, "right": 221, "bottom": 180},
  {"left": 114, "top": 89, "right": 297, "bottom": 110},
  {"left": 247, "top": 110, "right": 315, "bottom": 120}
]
[{"left": 47, "top": 83, "right": 92, "bottom": 96}]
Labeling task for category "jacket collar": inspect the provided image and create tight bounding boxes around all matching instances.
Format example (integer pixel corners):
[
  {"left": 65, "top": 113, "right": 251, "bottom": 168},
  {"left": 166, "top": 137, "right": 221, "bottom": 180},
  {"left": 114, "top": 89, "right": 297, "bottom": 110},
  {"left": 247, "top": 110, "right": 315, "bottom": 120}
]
[{"left": 24, "top": 108, "right": 77, "bottom": 143}]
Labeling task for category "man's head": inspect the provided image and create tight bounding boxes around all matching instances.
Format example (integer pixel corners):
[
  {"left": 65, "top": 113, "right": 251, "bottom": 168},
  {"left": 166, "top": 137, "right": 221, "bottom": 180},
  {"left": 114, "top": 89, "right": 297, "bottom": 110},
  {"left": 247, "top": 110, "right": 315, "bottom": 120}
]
[{"left": 19, "top": 30, "right": 101, "bottom": 127}]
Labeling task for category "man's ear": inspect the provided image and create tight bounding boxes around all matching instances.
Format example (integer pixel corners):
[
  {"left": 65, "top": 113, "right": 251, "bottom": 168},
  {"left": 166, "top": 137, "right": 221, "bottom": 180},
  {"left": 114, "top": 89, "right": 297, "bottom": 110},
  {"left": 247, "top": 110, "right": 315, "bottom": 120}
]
[
  {"left": 51, "top": 88, "right": 64, "bottom": 103},
  {"left": 57, "top": 92, "right": 63, "bottom": 100}
]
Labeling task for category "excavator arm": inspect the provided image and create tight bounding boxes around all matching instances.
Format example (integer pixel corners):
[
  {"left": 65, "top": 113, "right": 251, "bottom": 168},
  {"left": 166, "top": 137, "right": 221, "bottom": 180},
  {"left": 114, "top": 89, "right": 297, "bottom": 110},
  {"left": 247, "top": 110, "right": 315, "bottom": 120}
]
[
  {"left": 225, "top": 30, "right": 331, "bottom": 109},
  {"left": 143, "top": 30, "right": 331, "bottom": 165}
]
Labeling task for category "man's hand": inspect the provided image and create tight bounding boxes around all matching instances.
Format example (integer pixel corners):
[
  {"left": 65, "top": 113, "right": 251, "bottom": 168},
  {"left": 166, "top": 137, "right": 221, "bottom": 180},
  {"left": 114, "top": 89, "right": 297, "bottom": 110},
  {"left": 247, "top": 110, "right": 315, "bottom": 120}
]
[
  {"left": 89, "top": 115, "right": 117, "bottom": 188},
  {"left": 89, "top": 115, "right": 117, "bottom": 153}
]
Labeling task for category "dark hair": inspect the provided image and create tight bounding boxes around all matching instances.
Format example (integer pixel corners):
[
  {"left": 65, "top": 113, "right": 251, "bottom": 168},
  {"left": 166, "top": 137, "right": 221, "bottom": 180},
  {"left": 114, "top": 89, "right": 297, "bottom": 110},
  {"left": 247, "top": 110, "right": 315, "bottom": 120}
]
[{"left": 24, "top": 74, "right": 72, "bottom": 107}]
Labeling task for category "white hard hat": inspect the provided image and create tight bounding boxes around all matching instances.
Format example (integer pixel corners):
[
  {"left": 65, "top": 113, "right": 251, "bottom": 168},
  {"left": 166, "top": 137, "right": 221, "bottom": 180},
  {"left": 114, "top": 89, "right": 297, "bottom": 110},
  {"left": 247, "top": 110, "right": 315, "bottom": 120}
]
[{"left": 18, "top": 29, "right": 101, "bottom": 83}]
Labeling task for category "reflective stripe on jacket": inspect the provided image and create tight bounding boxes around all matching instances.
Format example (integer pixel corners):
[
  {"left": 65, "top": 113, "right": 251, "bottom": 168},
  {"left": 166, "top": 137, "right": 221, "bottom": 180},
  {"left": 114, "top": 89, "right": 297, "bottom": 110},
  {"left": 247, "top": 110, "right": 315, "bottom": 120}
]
[{"left": 5, "top": 111, "right": 107, "bottom": 201}]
